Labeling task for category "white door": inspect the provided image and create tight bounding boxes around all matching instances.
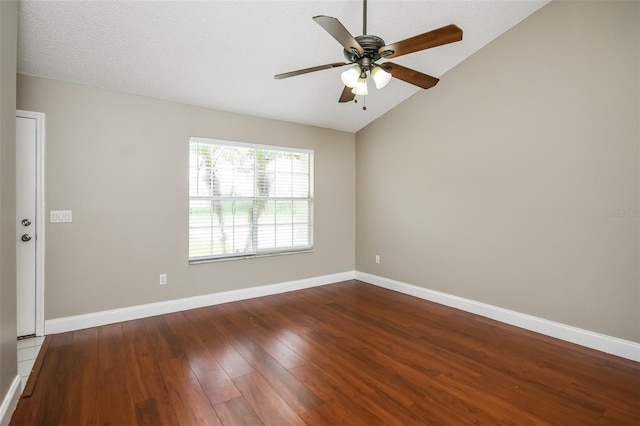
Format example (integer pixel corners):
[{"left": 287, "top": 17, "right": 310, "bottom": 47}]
[{"left": 16, "top": 116, "right": 37, "bottom": 337}]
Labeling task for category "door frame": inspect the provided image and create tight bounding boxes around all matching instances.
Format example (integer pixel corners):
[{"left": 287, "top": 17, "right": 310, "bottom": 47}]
[{"left": 16, "top": 110, "right": 45, "bottom": 337}]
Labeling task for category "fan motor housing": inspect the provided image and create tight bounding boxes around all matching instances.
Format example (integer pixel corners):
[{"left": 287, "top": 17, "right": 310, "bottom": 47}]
[{"left": 344, "top": 35, "right": 386, "bottom": 63}]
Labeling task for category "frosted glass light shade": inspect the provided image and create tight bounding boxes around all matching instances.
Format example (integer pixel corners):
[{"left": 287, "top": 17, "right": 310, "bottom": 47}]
[
  {"left": 351, "top": 77, "right": 368, "bottom": 96},
  {"left": 371, "top": 66, "right": 392, "bottom": 89},
  {"left": 341, "top": 66, "right": 361, "bottom": 88}
]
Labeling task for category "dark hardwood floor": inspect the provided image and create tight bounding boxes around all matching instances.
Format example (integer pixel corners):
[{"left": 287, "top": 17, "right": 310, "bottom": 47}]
[{"left": 10, "top": 280, "right": 640, "bottom": 425}]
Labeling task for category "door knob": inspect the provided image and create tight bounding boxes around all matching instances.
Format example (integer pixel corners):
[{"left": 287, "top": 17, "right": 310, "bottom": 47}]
[
  {"left": 21, "top": 219, "right": 31, "bottom": 227},
  {"left": 21, "top": 234, "right": 32, "bottom": 242}
]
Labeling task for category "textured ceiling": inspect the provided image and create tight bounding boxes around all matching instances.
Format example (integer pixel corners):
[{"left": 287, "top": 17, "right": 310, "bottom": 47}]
[{"left": 18, "top": 0, "right": 548, "bottom": 133}]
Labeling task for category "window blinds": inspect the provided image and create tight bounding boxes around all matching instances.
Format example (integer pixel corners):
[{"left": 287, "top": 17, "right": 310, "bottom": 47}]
[{"left": 189, "top": 137, "right": 313, "bottom": 261}]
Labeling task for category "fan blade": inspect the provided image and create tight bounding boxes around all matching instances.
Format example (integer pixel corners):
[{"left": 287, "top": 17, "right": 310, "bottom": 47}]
[
  {"left": 313, "top": 15, "right": 364, "bottom": 56},
  {"left": 275, "top": 62, "right": 349, "bottom": 79},
  {"left": 339, "top": 86, "right": 355, "bottom": 103},
  {"left": 379, "top": 24, "right": 462, "bottom": 59},
  {"left": 383, "top": 62, "right": 439, "bottom": 90}
]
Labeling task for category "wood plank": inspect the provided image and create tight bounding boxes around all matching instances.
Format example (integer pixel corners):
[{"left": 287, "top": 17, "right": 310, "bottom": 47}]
[
  {"left": 95, "top": 323, "right": 137, "bottom": 426},
  {"left": 228, "top": 334, "right": 321, "bottom": 415},
  {"left": 229, "top": 302, "right": 307, "bottom": 369},
  {"left": 182, "top": 307, "right": 255, "bottom": 379},
  {"left": 20, "top": 335, "right": 51, "bottom": 398},
  {"left": 163, "top": 311, "right": 241, "bottom": 404},
  {"left": 55, "top": 328, "right": 100, "bottom": 425},
  {"left": 290, "top": 364, "right": 386, "bottom": 425},
  {"left": 232, "top": 372, "right": 305, "bottom": 425},
  {"left": 121, "top": 319, "right": 181, "bottom": 425},
  {"left": 187, "top": 350, "right": 241, "bottom": 404},
  {"left": 214, "top": 396, "right": 264, "bottom": 425},
  {"left": 134, "top": 398, "right": 163, "bottom": 426},
  {"left": 157, "top": 357, "right": 222, "bottom": 425}
]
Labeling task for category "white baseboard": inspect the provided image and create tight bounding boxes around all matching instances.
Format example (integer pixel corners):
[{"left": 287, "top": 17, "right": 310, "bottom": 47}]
[
  {"left": 45, "top": 271, "right": 355, "bottom": 335},
  {"left": 43, "top": 270, "right": 640, "bottom": 362},
  {"left": 0, "top": 376, "right": 21, "bottom": 426},
  {"left": 355, "top": 271, "right": 640, "bottom": 362}
]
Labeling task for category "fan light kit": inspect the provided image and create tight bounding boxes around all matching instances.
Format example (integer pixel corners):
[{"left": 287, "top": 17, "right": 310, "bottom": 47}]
[
  {"left": 275, "top": 0, "right": 463, "bottom": 109},
  {"left": 342, "top": 64, "right": 391, "bottom": 94}
]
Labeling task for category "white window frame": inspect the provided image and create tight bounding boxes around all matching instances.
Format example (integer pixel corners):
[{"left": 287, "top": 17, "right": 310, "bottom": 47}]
[{"left": 189, "top": 137, "right": 314, "bottom": 263}]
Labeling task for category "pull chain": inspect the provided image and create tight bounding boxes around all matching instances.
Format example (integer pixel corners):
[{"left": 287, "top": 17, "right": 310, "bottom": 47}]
[{"left": 353, "top": 95, "right": 367, "bottom": 110}]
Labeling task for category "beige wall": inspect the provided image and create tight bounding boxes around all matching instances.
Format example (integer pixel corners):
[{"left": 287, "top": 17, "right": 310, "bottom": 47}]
[
  {"left": 0, "top": 0, "right": 18, "bottom": 404},
  {"left": 17, "top": 75, "right": 355, "bottom": 319},
  {"left": 10, "top": 1, "right": 638, "bottom": 346},
  {"left": 356, "top": 1, "right": 640, "bottom": 342}
]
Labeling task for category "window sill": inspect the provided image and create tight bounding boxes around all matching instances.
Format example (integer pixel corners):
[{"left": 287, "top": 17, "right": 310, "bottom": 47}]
[{"left": 189, "top": 248, "right": 314, "bottom": 265}]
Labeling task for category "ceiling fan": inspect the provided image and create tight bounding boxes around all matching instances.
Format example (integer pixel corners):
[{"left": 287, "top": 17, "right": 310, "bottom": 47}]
[{"left": 274, "top": 0, "right": 463, "bottom": 105}]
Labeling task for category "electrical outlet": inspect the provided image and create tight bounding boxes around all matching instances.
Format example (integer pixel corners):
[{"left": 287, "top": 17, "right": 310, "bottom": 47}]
[
  {"left": 159, "top": 273, "right": 167, "bottom": 285},
  {"left": 375, "top": 255, "right": 380, "bottom": 264}
]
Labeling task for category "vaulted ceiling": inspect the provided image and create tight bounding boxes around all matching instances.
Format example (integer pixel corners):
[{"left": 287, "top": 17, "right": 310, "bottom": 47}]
[{"left": 18, "top": 0, "right": 548, "bottom": 132}]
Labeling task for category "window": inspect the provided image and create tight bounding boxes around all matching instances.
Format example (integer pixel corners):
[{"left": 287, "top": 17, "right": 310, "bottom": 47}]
[{"left": 189, "top": 137, "right": 313, "bottom": 262}]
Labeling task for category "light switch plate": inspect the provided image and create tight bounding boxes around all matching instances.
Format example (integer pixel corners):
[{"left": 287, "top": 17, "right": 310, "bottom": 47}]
[{"left": 50, "top": 210, "right": 72, "bottom": 223}]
